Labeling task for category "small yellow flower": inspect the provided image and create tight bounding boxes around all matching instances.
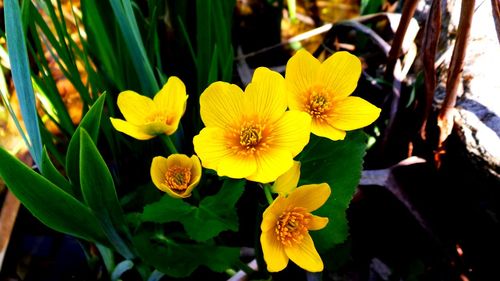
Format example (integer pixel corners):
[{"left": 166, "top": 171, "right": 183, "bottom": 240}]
[
  {"left": 285, "top": 49, "right": 381, "bottom": 141},
  {"left": 271, "top": 161, "right": 301, "bottom": 196},
  {"left": 150, "top": 154, "right": 201, "bottom": 198},
  {"left": 110, "top": 76, "right": 187, "bottom": 140},
  {"left": 193, "top": 67, "right": 311, "bottom": 183},
  {"left": 261, "top": 183, "right": 330, "bottom": 272}
]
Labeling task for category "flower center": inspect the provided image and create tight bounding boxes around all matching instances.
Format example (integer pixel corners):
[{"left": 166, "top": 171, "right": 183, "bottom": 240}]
[
  {"left": 164, "top": 166, "right": 191, "bottom": 192},
  {"left": 275, "top": 207, "right": 312, "bottom": 246},
  {"left": 305, "top": 87, "right": 331, "bottom": 120},
  {"left": 239, "top": 123, "right": 262, "bottom": 150},
  {"left": 145, "top": 112, "right": 166, "bottom": 123}
]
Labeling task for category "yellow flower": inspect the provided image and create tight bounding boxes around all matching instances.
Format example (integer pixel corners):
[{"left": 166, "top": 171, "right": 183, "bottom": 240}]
[
  {"left": 285, "top": 49, "right": 381, "bottom": 141},
  {"left": 150, "top": 154, "right": 201, "bottom": 198},
  {"left": 110, "top": 76, "right": 187, "bottom": 140},
  {"left": 271, "top": 161, "right": 301, "bottom": 196},
  {"left": 261, "top": 183, "right": 330, "bottom": 272},
  {"left": 193, "top": 67, "right": 311, "bottom": 183}
]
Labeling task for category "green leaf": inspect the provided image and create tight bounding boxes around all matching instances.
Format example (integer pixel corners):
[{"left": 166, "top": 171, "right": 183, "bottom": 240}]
[
  {"left": 41, "top": 147, "right": 73, "bottom": 195},
  {"left": 0, "top": 147, "right": 106, "bottom": 244},
  {"left": 361, "top": 0, "right": 383, "bottom": 15},
  {"left": 111, "top": 260, "right": 134, "bottom": 281},
  {"left": 109, "top": 0, "right": 159, "bottom": 96},
  {"left": 142, "top": 195, "right": 193, "bottom": 223},
  {"left": 132, "top": 231, "right": 240, "bottom": 278},
  {"left": 80, "top": 0, "right": 125, "bottom": 89},
  {"left": 142, "top": 179, "right": 245, "bottom": 241},
  {"left": 80, "top": 128, "right": 134, "bottom": 259},
  {"left": 4, "top": 0, "right": 43, "bottom": 170},
  {"left": 66, "top": 93, "right": 106, "bottom": 193},
  {"left": 299, "top": 131, "right": 367, "bottom": 252}
]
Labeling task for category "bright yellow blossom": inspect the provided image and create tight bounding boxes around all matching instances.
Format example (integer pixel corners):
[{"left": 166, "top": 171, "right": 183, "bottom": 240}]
[
  {"left": 271, "top": 161, "right": 301, "bottom": 196},
  {"left": 285, "top": 49, "right": 381, "bottom": 141},
  {"left": 150, "top": 154, "right": 201, "bottom": 198},
  {"left": 193, "top": 67, "right": 311, "bottom": 183},
  {"left": 110, "top": 76, "right": 187, "bottom": 140},
  {"left": 261, "top": 183, "right": 330, "bottom": 272}
]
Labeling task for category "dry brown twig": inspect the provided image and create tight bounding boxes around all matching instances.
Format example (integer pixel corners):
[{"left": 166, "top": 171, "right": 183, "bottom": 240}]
[
  {"left": 436, "top": 0, "right": 476, "bottom": 164},
  {"left": 420, "top": 0, "right": 442, "bottom": 140}
]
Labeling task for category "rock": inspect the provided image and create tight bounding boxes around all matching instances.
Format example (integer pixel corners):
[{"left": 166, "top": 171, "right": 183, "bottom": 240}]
[{"left": 433, "top": 0, "right": 500, "bottom": 179}]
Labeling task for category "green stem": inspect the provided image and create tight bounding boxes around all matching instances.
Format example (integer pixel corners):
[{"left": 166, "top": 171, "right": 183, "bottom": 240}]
[
  {"left": 287, "top": 0, "right": 297, "bottom": 23},
  {"left": 263, "top": 184, "right": 274, "bottom": 205},
  {"left": 235, "top": 260, "right": 255, "bottom": 275},
  {"left": 160, "top": 134, "right": 178, "bottom": 154}
]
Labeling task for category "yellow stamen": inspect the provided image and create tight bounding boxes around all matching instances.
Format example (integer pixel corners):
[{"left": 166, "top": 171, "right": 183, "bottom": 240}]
[
  {"left": 236, "top": 121, "right": 268, "bottom": 154},
  {"left": 165, "top": 166, "right": 191, "bottom": 193},
  {"left": 145, "top": 112, "right": 166, "bottom": 123},
  {"left": 275, "top": 207, "right": 312, "bottom": 246},
  {"left": 305, "top": 87, "right": 331, "bottom": 120}
]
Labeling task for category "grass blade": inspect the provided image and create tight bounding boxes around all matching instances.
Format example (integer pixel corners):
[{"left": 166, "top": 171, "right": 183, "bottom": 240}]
[{"left": 4, "top": 0, "right": 43, "bottom": 170}]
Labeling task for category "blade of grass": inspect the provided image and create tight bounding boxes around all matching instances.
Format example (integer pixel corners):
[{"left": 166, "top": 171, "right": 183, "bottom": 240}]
[
  {"left": 4, "top": 0, "right": 43, "bottom": 170},
  {"left": 109, "top": 0, "right": 159, "bottom": 96},
  {"left": 27, "top": 22, "right": 75, "bottom": 135},
  {"left": 80, "top": 0, "right": 125, "bottom": 90}
]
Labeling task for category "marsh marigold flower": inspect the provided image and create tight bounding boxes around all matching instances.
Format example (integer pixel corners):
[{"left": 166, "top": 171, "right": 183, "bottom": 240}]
[
  {"left": 261, "top": 183, "right": 330, "bottom": 272},
  {"left": 110, "top": 77, "right": 187, "bottom": 140},
  {"left": 271, "top": 161, "right": 301, "bottom": 196},
  {"left": 285, "top": 49, "right": 381, "bottom": 141},
  {"left": 193, "top": 67, "right": 311, "bottom": 183},
  {"left": 150, "top": 154, "right": 201, "bottom": 198}
]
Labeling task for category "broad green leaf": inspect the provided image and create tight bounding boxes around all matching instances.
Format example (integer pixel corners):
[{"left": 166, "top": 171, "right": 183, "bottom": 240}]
[
  {"left": 41, "top": 147, "right": 73, "bottom": 195},
  {"left": 187, "top": 179, "right": 245, "bottom": 241},
  {"left": 4, "top": 0, "right": 43, "bottom": 170},
  {"left": 142, "top": 195, "right": 193, "bottom": 223},
  {"left": 132, "top": 231, "right": 240, "bottom": 278},
  {"left": 142, "top": 179, "right": 245, "bottom": 242},
  {"left": 0, "top": 147, "right": 106, "bottom": 244},
  {"left": 66, "top": 93, "right": 106, "bottom": 192},
  {"left": 80, "top": 129, "right": 134, "bottom": 259},
  {"left": 299, "top": 131, "right": 367, "bottom": 252}
]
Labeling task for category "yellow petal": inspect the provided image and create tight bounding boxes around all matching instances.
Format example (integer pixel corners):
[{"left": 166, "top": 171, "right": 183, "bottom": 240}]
[
  {"left": 183, "top": 155, "right": 202, "bottom": 196},
  {"left": 154, "top": 76, "right": 187, "bottom": 113},
  {"left": 261, "top": 228, "right": 289, "bottom": 272},
  {"left": 243, "top": 67, "right": 287, "bottom": 123},
  {"left": 117, "top": 90, "right": 156, "bottom": 125},
  {"left": 271, "top": 161, "right": 301, "bottom": 196},
  {"left": 328, "top": 96, "right": 381, "bottom": 130},
  {"left": 316, "top": 51, "right": 361, "bottom": 100},
  {"left": 193, "top": 127, "right": 232, "bottom": 171},
  {"left": 150, "top": 156, "right": 170, "bottom": 192},
  {"left": 308, "top": 215, "right": 329, "bottom": 231},
  {"left": 261, "top": 195, "right": 287, "bottom": 232},
  {"left": 110, "top": 118, "right": 154, "bottom": 140},
  {"left": 248, "top": 149, "right": 293, "bottom": 183},
  {"left": 199, "top": 81, "right": 244, "bottom": 128},
  {"left": 286, "top": 183, "right": 331, "bottom": 212},
  {"left": 285, "top": 49, "right": 321, "bottom": 111},
  {"left": 217, "top": 153, "right": 257, "bottom": 179},
  {"left": 284, "top": 233, "right": 323, "bottom": 272},
  {"left": 165, "top": 154, "right": 193, "bottom": 170},
  {"left": 189, "top": 155, "right": 202, "bottom": 185},
  {"left": 311, "top": 119, "right": 346, "bottom": 141},
  {"left": 153, "top": 76, "right": 188, "bottom": 133},
  {"left": 272, "top": 110, "right": 311, "bottom": 156}
]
